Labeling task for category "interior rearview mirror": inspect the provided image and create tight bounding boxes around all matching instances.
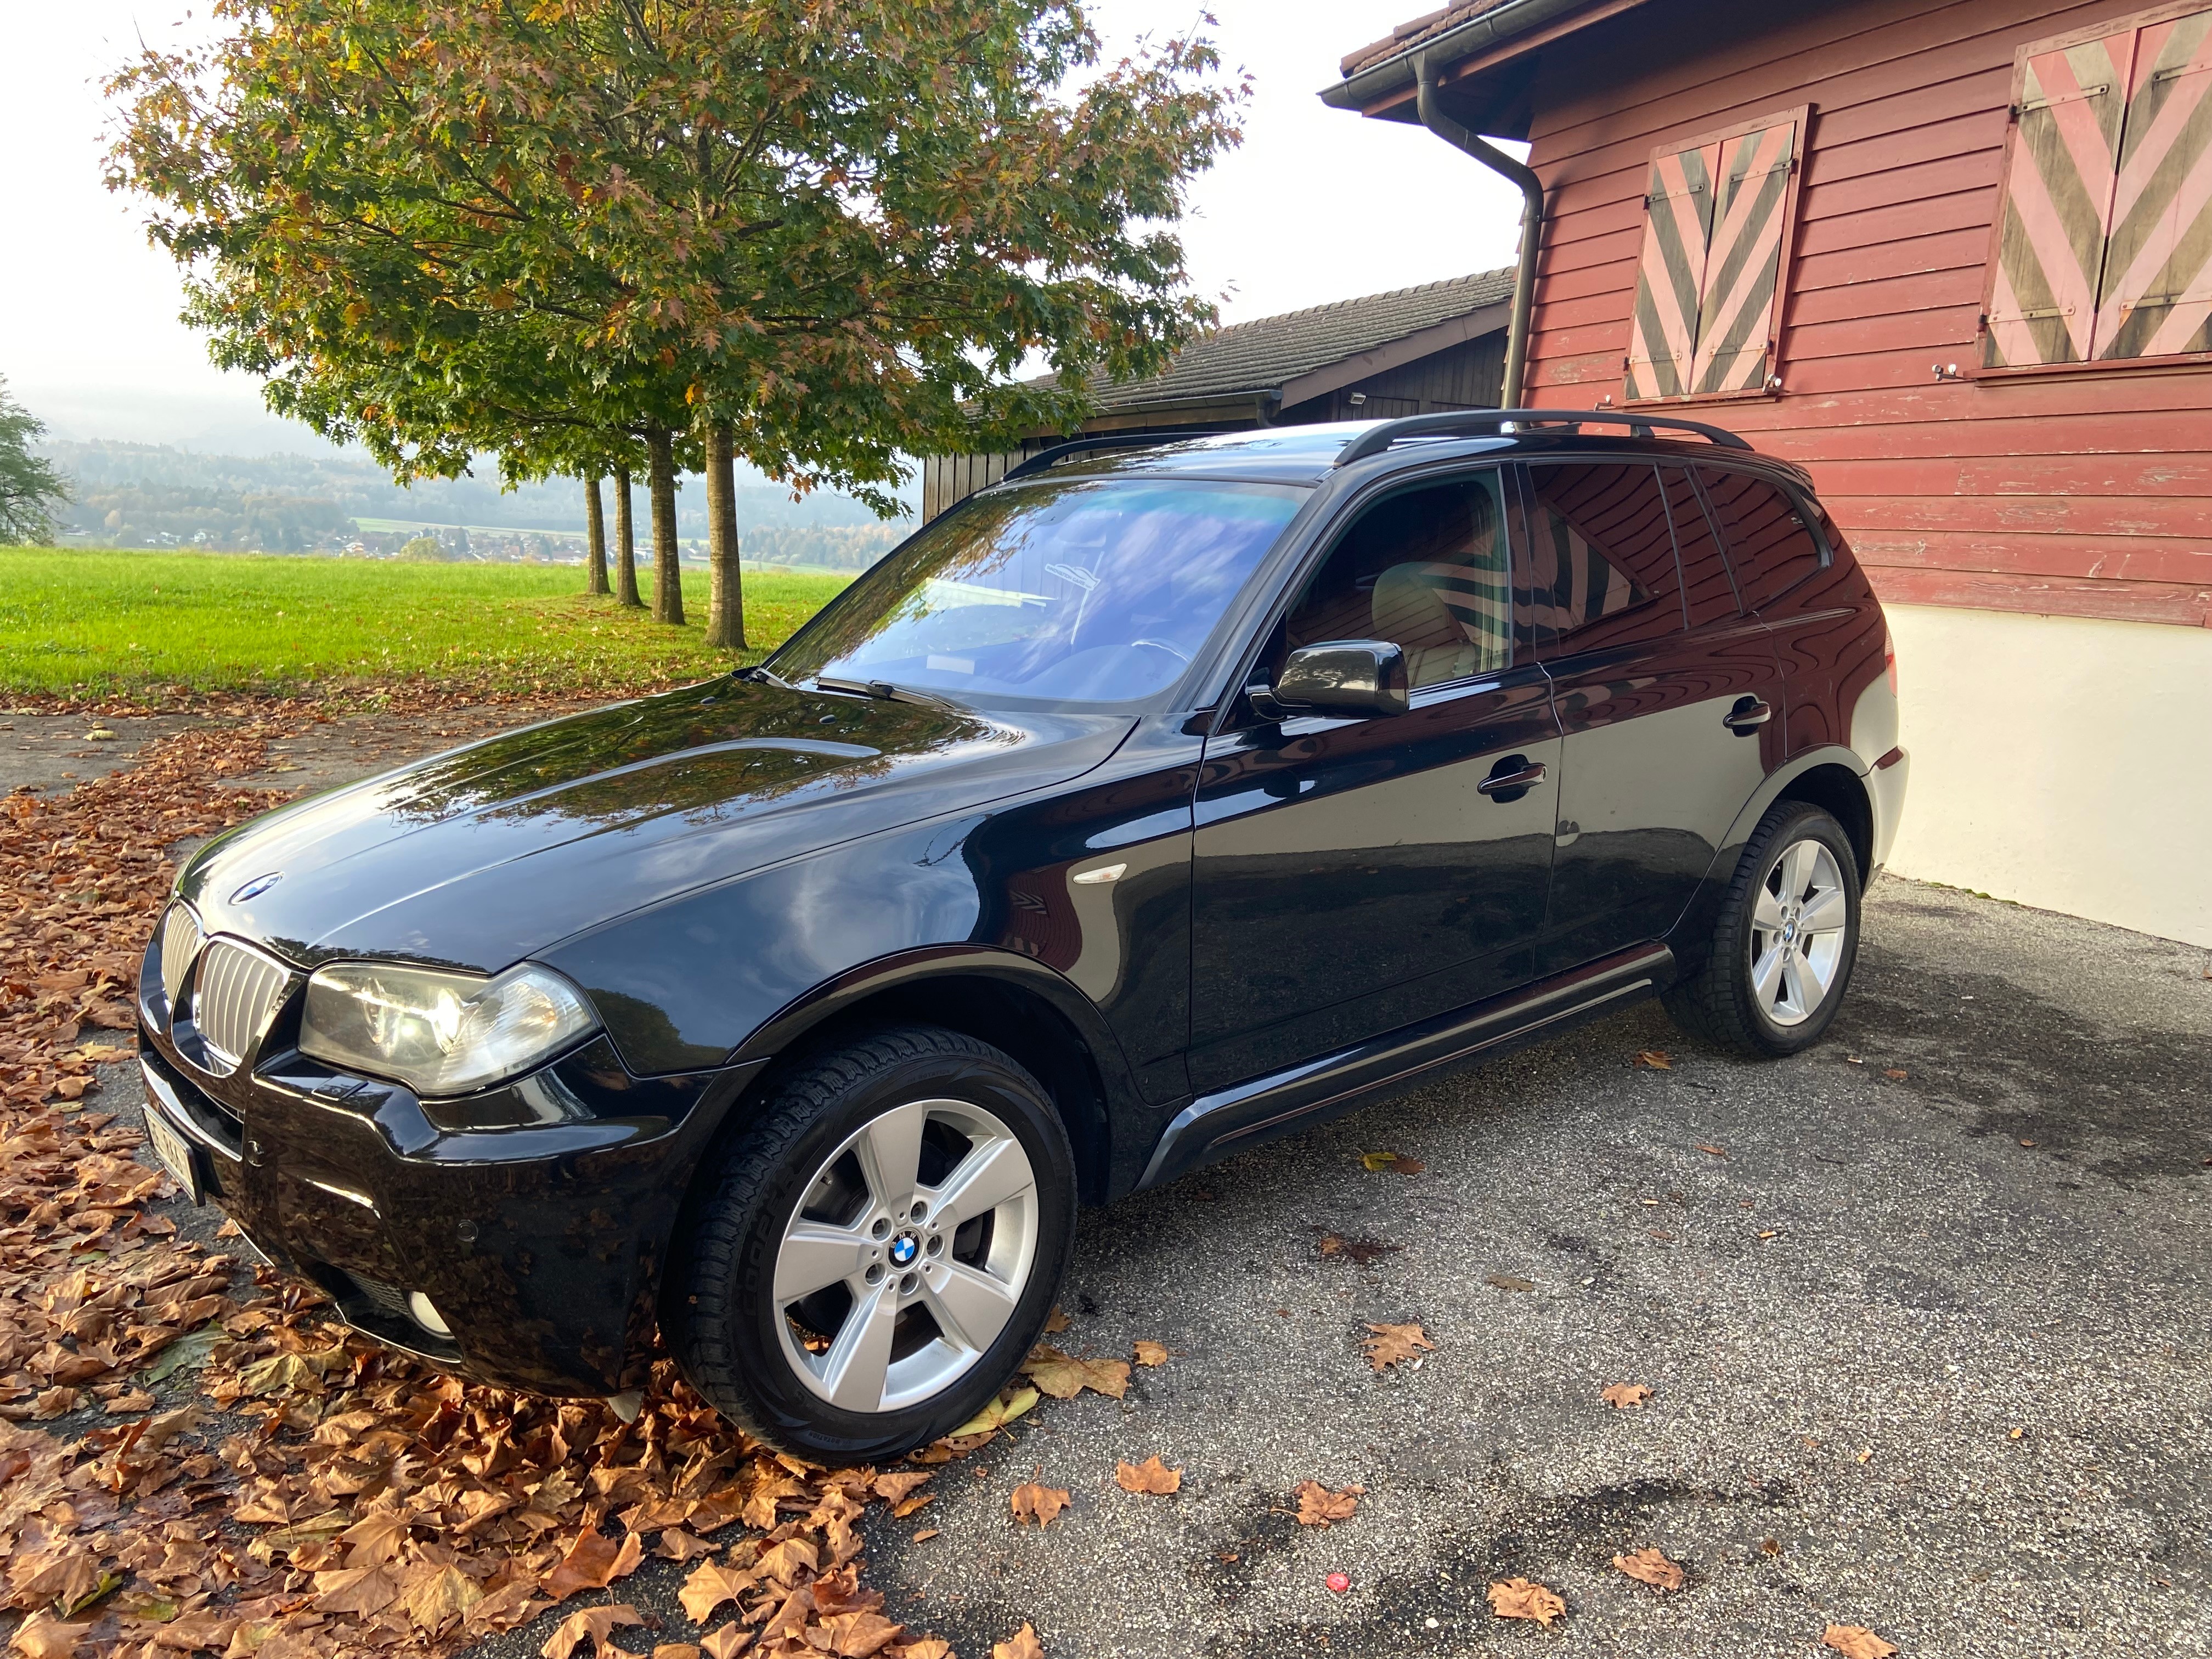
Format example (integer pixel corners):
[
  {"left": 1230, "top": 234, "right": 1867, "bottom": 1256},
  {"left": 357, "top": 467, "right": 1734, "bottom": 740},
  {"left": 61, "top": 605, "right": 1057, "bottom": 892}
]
[{"left": 1256, "top": 640, "right": 1409, "bottom": 720}]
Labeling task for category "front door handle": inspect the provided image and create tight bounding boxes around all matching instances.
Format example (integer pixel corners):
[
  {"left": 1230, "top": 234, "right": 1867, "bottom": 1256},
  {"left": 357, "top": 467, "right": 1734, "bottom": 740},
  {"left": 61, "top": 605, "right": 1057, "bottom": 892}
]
[
  {"left": 1724, "top": 696, "right": 1773, "bottom": 734},
  {"left": 1477, "top": 758, "right": 1549, "bottom": 797}
]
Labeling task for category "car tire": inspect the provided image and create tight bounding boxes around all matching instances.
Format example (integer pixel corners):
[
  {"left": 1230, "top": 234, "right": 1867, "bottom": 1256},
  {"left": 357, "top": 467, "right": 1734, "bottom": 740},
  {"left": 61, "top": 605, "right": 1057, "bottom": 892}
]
[
  {"left": 1664, "top": 800, "right": 1861, "bottom": 1058},
  {"left": 666, "top": 1023, "right": 1076, "bottom": 1462}
]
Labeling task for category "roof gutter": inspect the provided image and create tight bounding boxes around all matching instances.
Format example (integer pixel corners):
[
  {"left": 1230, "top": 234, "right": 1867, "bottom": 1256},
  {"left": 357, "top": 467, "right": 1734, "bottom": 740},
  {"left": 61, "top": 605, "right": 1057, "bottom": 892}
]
[
  {"left": 1414, "top": 53, "right": 1542, "bottom": 408},
  {"left": 1322, "top": 0, "right": 1596, "bottom": 114}
]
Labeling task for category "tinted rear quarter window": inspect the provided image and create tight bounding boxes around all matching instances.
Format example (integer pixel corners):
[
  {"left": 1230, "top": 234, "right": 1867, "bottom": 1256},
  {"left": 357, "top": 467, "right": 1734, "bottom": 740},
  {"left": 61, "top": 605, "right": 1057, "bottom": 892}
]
[
  {"left": 1520, "top": 462, "right": 1683, "bottom": 655},
  {"left": 1698, "top": 467, "right": 1825, "bottom": 611}
]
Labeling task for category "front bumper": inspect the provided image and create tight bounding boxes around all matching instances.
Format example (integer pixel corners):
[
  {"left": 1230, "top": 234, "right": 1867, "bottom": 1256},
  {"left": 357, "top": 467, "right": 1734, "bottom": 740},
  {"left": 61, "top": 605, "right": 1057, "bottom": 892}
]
[{"left": 137, "top": 931, "right": 764, "bottom": 1396}]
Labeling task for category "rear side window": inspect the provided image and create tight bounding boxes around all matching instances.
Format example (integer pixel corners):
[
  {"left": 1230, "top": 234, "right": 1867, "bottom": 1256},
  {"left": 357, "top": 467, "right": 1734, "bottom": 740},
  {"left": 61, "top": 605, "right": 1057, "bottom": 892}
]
[
  {"left": 1284, "top": 472, "right": 1515, "bottom": 689},
  {"left": 1697, "top": 468, "right": 1825, "bottom": 611},
  {"left": 1520, "top": 463, "right": 1683, "bottom": 655},
  {"left": 1660, "top": 465, "right": 1741, "bottom": 628}
]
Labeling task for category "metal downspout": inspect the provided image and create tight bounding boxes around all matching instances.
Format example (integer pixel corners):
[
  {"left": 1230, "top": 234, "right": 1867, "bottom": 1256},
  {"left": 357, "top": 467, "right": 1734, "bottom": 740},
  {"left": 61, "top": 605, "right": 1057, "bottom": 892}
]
[{"left": 1415, "top": 52, "right": 1543, "bottom": 408}]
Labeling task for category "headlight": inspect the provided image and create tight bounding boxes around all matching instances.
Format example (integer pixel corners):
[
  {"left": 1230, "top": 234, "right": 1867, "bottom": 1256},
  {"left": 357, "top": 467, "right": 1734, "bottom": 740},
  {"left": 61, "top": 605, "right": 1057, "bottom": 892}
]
[{"left": 300, "top": 961, "right": 598, "bottom": 1097}]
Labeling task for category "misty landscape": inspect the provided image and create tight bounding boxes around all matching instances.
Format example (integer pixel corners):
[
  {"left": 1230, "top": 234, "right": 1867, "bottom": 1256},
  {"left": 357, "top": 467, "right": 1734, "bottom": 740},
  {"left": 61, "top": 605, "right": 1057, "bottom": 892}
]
[{"left": 39, "top": 436, "right": 913, "bottom": 569}]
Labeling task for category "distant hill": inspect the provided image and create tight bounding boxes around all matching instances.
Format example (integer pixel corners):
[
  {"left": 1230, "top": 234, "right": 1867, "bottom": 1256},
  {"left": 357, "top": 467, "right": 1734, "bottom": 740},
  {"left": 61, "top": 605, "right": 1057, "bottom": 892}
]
[{"left": 39, "top": 439, "right": 915, "bottom": 569}]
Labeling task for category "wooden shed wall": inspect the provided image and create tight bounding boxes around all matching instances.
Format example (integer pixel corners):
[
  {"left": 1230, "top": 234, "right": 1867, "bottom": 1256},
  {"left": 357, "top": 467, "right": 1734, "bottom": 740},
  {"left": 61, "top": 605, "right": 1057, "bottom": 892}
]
[
  {"left": 1511, "top": 0, "right": 2212, "bottom": 627},
  {"left": 1279, "top": 332, "right": 1508, "bottom": 422}
]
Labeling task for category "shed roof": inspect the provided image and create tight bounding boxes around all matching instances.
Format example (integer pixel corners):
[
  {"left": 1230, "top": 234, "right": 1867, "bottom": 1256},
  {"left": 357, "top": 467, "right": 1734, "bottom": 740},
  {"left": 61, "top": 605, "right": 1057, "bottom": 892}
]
[{"left": 1048, "top": 267, "right": 1514, "bottom": 414}]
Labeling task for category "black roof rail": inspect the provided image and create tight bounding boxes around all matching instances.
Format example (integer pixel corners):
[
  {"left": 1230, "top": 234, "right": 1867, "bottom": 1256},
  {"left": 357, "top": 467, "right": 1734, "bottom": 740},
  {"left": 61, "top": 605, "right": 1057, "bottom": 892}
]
[
  {"left": 1334, "top": 407, "right": 1752, "bottom": 466},
  {"left": 998, "top": 429, "right": 1233, "bottom": 483}
]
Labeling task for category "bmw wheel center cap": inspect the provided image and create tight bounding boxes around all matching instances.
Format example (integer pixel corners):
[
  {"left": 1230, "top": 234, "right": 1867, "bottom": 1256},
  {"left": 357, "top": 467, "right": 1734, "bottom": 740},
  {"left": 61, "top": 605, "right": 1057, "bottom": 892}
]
[{"left": 888, "top": 1233, "right": 919, "bottom": 1267}]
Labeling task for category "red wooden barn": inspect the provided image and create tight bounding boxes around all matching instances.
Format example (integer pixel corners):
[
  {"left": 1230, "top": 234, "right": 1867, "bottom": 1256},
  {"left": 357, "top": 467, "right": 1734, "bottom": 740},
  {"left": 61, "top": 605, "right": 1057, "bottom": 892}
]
[{"left": 1327, "top": 0, "right": 2212, "bottom": 946}]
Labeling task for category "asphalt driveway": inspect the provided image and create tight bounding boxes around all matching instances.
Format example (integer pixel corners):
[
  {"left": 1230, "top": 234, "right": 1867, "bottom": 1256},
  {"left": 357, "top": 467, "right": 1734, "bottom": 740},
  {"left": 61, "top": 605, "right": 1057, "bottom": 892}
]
[
  {"left": 842, "top": 879, "right": 2212, "bottom": 1658},
  {"left": 75, "top": 703, "right": 2210, "bottom": 1657}
]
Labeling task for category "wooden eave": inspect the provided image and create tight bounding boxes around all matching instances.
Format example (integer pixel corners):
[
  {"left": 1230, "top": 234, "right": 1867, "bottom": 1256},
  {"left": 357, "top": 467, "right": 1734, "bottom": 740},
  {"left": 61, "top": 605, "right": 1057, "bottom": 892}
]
[{"left": 1323, "top": 0, "right": 1658, "bottom": 138}]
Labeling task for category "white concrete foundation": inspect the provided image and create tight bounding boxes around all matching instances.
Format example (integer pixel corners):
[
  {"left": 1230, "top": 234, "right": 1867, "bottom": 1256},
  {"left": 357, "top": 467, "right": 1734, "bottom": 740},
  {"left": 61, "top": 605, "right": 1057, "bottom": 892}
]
[{"left": 1883, "top": 603, "right": 2212, "bottom": 948}]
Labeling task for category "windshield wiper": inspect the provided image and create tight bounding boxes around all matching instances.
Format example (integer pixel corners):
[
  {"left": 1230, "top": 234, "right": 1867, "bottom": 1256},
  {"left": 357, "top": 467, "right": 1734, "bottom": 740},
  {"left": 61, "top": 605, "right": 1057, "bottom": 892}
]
[
  {"left": 739, "top": 664, "right": 795, "bottom": 690},
  {"left": 812, "top": 675, "right": 960, "bottom": 710}
]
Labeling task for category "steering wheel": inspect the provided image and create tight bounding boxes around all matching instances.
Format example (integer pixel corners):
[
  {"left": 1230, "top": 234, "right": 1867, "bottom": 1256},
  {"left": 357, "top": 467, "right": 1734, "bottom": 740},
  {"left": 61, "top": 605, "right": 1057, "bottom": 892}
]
[{"left": 1130, "top": 637, "right": 1192, "bottom": 664}]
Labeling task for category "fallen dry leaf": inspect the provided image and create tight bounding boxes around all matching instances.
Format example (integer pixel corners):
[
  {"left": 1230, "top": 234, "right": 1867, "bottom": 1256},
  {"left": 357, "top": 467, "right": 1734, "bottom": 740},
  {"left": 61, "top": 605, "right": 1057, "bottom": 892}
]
[
  {"left": 1020, "top": 1345, "right": 1130, "bottom": 1401},
  {"left": 757, "top": 1536, "right": 820, "bottom": 1586},
  {"left": 1361, "top": 1321, "right": 1436, "bottom": 1372},
  {"left": 1132, "top": 1340, "right": 1170, "bottom": 1367},
  {"left": 992, "top": 1623, "right": 1045, "bottom": 1659},
  {"left": 1611, "top": 1547, "right": 1685, "bottom": 1591},
  {"left": 1601, "top": 1383, "right": 1653, "bottom": 1409},
  {"left": 542, "top": 1603, "right": 644, "bottom": 1659},
  {"left": 653, "top": 1647, "right": 701, "bottom": 1659},
  {"left": 8, "top": 1611, "right": 91, "bottom": 1659},
  {"left": 679, "top": 1559, "right": 755, "bottom": 1624},
  {"left": 544, "top": 1526, "right": 645, "bottom": 1600},
  {"left": 1042, "top": 1305, "right": 1071, "bottom": 1334},
  {"left": 1293, "top": 1481, "right": 1364, "bottom": 1526},
  {"left": 698, "top": 1626, "right": 751, "bottom": 1659},
  {"left": 1483, "top": 1273, "right": 1535, "bottom": 1293},
  {"left": 910, "top": 1529, "right": 940, "bottom": 1544},
  {"left": 1695, "top": 1143, "right": 1726, "bottom": 1157},
  {"left": 653, "top": 1528, "right": 719, "bottom": 1562},
  {"left": 403, "top": 1561, "right": 486, "bottom": 1633},
  {"left": 1487, "top": 1577, "right": 1566, "bottom": 1626},
  {"left": 1009, "top": 1481, "right": 1070, "bottom": 1526},
  {"left": 1635, "top": 1049, "right": 1672, "bottom": 1069},
  {"left": 1114, "top": 1456, "right": 1182, "bottom": 1495},
  {"left": 950, "top": 1384, "right": 1041, "bottom": 1438},
  {"left": 1822, "top": 1626, "right": 1900, "bottom": 1659},
  {"left": 1359, "top": 1150, "right": 1425, "bottom": 1175},
  {"left": 1884, "top": 1069, "right": 1909, "bottom": 1080},
  {"left": 1316, "top": 1233, "right": 1401, "bottom": 1267}
]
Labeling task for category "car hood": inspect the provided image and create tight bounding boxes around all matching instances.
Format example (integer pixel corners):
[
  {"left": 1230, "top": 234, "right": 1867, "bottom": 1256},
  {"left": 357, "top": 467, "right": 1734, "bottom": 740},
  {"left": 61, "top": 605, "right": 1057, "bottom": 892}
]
[{"left": 177, "top": 677, "right": 1136, "bottom": 973}]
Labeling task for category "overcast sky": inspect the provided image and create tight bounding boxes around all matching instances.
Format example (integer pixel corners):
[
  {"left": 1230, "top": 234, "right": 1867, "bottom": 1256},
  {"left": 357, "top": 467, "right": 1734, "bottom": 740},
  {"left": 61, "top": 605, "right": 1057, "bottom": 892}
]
[{"left": 1, "top": 1, "right": 1527, "bottom": 455}]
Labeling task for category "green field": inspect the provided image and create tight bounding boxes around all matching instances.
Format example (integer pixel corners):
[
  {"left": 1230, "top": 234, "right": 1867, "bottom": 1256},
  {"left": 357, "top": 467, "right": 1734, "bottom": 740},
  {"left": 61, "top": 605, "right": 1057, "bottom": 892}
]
[{"left": 0, "top": 549, "right": 848, "bottom": 699}]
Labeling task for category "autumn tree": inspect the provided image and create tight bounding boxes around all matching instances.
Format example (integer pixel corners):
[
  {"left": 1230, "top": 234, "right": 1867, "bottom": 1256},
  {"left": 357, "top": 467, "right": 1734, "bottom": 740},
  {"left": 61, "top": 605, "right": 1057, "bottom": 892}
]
[
  {"left": 0, "top": 378, "right": 69, "bottom": 546},
  {"left": 109, "top": 0, "right": 1246, "bottom": 650}
]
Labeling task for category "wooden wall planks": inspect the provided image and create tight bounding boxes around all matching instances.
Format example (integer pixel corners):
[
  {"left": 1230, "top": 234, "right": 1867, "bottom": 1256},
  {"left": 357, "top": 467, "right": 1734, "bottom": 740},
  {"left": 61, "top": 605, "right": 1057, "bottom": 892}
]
[{"left": 1510, "top": 0, "right": 2212, "bottom": 626}]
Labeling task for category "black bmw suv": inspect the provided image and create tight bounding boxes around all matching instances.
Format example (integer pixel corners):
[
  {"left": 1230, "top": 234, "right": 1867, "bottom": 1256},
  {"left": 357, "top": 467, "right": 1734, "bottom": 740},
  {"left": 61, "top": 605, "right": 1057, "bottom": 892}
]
[{"left": 136, "top": 411, "right": 1908, "bottom": 1460}]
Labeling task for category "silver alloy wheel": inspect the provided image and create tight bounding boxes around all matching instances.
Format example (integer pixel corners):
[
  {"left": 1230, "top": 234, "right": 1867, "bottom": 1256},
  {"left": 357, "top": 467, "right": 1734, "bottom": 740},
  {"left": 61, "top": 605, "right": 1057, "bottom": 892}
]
[
  {"left": 1748, "top": 837, "right": 1849, "bottom": 1028},
  {"left": 773, "top": 1097, "right": 1039, "bottom": 1414}
]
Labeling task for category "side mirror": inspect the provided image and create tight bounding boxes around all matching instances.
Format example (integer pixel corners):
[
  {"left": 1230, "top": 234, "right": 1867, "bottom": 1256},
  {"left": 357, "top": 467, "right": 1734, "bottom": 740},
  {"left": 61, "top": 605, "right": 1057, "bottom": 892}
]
[{"left": 1256, "top": 640, "right": 1409, "bottom": 720}]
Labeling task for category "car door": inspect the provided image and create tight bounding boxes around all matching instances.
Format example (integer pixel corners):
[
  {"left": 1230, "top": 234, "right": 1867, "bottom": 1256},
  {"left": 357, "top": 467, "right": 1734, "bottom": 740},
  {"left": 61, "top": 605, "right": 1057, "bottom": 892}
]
[
  {"left": 1523, "top": 459, "right": 1787, "bottom": 973},
  {"left": 1187, "top": 468, "right": 1562, "bottom": 1093}
]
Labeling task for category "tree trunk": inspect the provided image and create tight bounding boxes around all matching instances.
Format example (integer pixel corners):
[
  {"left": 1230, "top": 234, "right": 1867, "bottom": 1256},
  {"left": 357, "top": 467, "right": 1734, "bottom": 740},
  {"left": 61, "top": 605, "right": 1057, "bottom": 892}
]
[
  {"left": 611, "top": 464, "right": 641, "bottom": 607},
  {"left": 703, "top": 420, "right": 746, "bottom": 650},
  {"left": 645, "top": 426, "right": 684, "bottom": 625},
  {"left": 583, "top": 475, "right": 610, "bottom": 595}
]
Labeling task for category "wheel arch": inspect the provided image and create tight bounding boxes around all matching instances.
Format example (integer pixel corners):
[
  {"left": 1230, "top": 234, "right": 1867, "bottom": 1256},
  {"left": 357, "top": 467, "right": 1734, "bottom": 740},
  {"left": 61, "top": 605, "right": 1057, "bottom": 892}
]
[
  {"left": 1773, "top": 760, "right": 1875, "bottom": 883},
  {"left": 1670, "top": 747, "right": 1877, "bottom": 980},
  {"left": 719, "top": 947, "right": 1127, "bottom": 1206}
]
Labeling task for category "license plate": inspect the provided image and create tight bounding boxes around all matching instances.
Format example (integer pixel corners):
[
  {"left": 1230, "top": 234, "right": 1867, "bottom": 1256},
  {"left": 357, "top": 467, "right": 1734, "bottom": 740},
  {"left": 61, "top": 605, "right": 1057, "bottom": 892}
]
[{"left": 144, "top": 1110, "right": 202, "bottom": 1205}]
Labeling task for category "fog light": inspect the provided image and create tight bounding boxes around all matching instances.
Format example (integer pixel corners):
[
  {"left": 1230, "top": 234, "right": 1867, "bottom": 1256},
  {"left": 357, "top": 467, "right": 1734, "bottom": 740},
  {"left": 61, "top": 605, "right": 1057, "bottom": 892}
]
[{"left": 406, "top": 1291, "right": 452, "bottom": 1338}]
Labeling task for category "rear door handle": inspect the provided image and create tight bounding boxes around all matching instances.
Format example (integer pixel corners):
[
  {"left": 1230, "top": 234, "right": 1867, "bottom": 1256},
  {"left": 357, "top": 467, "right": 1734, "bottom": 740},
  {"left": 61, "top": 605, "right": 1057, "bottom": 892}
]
[
  {"left": 1724, "top": 696, "right": 1773, "bottom": 734},
  {"left": 1477, "top": 759, "right": 1549, "bottom": 797}
]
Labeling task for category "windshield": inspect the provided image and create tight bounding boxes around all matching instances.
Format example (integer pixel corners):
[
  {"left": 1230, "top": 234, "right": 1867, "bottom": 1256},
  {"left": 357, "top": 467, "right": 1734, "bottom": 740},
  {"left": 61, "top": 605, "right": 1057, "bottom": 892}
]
[{"left": 768, "top": 478, "right": 1307, "bottom": 709}]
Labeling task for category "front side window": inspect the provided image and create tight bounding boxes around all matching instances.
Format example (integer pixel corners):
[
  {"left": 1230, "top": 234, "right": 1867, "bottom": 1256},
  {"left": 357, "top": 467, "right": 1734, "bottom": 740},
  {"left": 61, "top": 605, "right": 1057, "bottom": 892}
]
[
  {"left": 1984, "top": 7, "right": 2212, "bottom": 368},
  {"left": 770, "top": 478, "right": 1307, "bottom": 710},
  {"left": 1282, "top": 473, "right": 1515, "bottom": 690},
  {"left": 1521, "top": 463, "right": 1682, "bottom": 655}
]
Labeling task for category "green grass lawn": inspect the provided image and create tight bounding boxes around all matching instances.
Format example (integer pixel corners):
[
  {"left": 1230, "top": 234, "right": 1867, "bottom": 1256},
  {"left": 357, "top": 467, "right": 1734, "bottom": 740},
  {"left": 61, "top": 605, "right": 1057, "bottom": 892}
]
[{"left": 0, "top": 549, "right": 848, "bottom": 699}]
